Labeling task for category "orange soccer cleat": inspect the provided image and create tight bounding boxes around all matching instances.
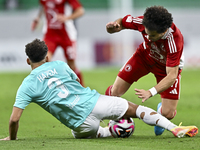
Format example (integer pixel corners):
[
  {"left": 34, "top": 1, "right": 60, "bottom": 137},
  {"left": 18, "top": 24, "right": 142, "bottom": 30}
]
[{"left": 170, "top": 122, "right": 198, "bottom": 138}]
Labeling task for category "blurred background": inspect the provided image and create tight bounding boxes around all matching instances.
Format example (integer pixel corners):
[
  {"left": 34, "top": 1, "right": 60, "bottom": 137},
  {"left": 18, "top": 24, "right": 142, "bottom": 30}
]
[{"left": 0, "top": 0, "right": 200, "bottom": 72}]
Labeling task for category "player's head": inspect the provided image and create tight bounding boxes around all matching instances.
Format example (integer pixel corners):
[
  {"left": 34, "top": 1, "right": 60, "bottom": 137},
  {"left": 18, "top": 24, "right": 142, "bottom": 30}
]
[
  {"left": 142, "top": 6, "right": 173, "bottom": 41},
  {"left": 142, "top": 6, "right": 173, "bottom": 33},
  {"left": 25, "top": 39, "right": 48, "bottom": 63}
]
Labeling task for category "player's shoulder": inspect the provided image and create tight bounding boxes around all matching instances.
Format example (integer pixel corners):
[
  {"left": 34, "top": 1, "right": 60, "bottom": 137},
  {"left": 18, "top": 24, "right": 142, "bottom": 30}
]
[
  {"left": 51, "top": 60, "right": 65, "bottom": 65},
  {"left": 18, "top": 73, "right": 36, "bottom": 92},
  {"left": 49, "top": 61, "right": 71, "bottom": 71},
  {"left": 162, "top": 23, "right": 183, "bottom": 41},
  {"left": 163, "top": 24, "right": 183, "bottom": 52},
  {"left": 48, "top": 60, "right": 66, "bottom": 66}
]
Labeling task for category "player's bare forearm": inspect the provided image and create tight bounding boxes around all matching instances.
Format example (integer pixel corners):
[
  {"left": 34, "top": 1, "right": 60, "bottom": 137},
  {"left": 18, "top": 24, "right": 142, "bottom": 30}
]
[
  {"left": 135, "top": 66, "right": 179, "bottom": 102},
  {"left": 154, "top": 66, "right": 179, "bottom": 94},
  {"left": 57, "top": 7, "right": 84, "bottom": 23},
  {"left": 7, "top": 107, "right": 23, "bottom": 140},
  {"left": 154, "top": 76, "right": 175, "bottom": 94},
  {"left": 73, "top": 7, "right": 85, "bottom": 19},
  {"left": 68, "top": 7, "right": 84, "bottom": 20},
  {"left": 106, "top": 18, "right": 124, "bottom": 34},
  {"left": 31, "top": 6, "right": 44, "bottom": 31},
  {"left": 1, "top": 121, "right": 19, "bottom": 140},
  {"left": 9, "top": 120, "right": 19, "bottom": 140}
]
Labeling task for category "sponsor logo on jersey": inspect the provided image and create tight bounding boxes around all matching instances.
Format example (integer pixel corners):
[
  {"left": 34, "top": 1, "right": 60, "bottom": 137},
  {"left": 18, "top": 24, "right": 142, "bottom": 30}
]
[{"left": 149, "top": 43, "right": 166, "bottom": 64}]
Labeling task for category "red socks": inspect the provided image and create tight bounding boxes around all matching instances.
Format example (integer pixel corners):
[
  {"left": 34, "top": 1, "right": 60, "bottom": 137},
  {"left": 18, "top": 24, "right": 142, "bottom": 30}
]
[{"left": 105, "top": 85, "right": 113, "bottom": 96}]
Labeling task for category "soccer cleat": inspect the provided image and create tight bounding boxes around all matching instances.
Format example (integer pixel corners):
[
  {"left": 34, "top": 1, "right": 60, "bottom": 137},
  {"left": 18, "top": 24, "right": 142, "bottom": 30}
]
[
  {"left": 171, "top": 122, "right": 198, "bottom": 138},
  {"left": 154, "top": 102, "right": 165, "bottom": 135},
  {"left": 155, "top": 126, "right": 165, "bottom": 135}
]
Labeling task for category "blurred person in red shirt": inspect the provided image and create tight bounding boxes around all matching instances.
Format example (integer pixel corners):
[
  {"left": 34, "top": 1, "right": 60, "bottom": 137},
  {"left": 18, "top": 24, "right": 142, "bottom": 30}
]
[{"left": 31, "top": 0, "right": 85, "bottom": 86}]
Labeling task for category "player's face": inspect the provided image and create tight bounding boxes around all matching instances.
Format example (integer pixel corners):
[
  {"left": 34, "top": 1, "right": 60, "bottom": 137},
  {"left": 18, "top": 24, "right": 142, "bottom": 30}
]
[{"left": 145, "top": 28, "right": 165, "bottom": 41}]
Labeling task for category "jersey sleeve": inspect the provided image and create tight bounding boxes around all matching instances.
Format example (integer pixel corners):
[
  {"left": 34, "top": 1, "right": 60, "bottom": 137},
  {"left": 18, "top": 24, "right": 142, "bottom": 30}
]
[
  {"left": 67, "top": 0, "right": 82, "bottom": 10},
  {"left": 122, "top": 15, "right": 145, "bottom": 32},
  {"left": 166, "top": 28, "right": 184, "bottom": 67},
  {"left": 14, "top": 83, "right": 32, "bottom": 110},
  {"left": 166, "top": 50, "right": 183, "bottom": 67}
]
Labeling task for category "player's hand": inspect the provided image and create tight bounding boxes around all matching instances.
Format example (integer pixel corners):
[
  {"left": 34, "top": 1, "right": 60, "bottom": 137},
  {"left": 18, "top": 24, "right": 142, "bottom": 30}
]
[
  {"left": 31, "top": 18, "right": 39, "bottom": 31},
  {"left": 135, "top": 88, "right": 152, "bottom": 103},
  {"left": 0, "top": 136, "right": 10, "bottom": 141},
  {"left": 56, "top": 14, "right": 67, "bottom": 23},
  {"left": 106, "top": 22, "right": 121, "bottom": 33},
  {"left": 0, "top": 136, "right": 18, "bottom": 141},
  {"left": 106, "top": 22, "right": 120, "bottom": 29}
]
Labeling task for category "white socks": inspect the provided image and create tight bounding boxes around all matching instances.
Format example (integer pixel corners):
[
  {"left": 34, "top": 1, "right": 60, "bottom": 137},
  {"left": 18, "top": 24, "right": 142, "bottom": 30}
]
[
  {"left": 136, "top": 105, "right": 177, "bottom": 130},
  {"left": 96, "top": 126, "right": 111, "bottom": 138}
]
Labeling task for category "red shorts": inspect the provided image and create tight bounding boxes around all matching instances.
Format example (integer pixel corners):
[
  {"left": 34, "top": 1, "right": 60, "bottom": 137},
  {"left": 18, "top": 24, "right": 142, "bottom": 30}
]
[
  {"left": 118, "top": 48, "right": 182, "bottom": 100},
  {"left": 44, "top": 30, "right": 76, "bottom": 60}
]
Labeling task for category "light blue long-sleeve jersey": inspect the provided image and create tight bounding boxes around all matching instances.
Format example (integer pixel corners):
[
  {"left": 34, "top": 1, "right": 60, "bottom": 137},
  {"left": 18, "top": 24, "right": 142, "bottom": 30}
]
[{"left": 14, "top": 61, "right": 100, "bottom": 130}]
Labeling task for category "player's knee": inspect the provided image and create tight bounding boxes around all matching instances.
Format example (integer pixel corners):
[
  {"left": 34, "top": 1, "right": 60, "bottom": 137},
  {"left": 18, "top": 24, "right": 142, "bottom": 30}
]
[{"left": 161, "top": 110, "right": 176, "bottom": 120}]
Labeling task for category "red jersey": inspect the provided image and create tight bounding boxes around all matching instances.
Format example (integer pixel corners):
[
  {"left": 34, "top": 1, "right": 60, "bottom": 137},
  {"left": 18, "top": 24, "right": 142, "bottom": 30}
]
[
  {"left": 40, "top": 0, "right": 82, "bottom": 30},
  {"left": 122, "top": 15, "right": 184, "bottom": 69}
]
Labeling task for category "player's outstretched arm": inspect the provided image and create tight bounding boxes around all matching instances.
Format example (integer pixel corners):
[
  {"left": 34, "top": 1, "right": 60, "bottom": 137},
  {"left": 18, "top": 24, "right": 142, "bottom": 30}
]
[
  {"left": 31, "top": 6, "right": 44, "bottom": 31},
  {"left": 0, "top": 107, "right": 23, "bottom": 140},
  {"left": 106, "top": 18, "right": 125, "bottom": 34},
  {"left": 135, "top": 66, "right": 179, "bottom": 103},
  {"left": 56, "top": 7, "right": 84, "bottom": 23}
]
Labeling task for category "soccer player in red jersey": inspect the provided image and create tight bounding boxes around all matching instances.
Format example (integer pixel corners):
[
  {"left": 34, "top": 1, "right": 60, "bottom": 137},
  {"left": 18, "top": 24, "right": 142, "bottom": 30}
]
[
  {"left": 31, "top": 0, "right": 85, "bottom": 86},
  {"left": 105, "top": 6, "right": 184, "bottom": 135}
]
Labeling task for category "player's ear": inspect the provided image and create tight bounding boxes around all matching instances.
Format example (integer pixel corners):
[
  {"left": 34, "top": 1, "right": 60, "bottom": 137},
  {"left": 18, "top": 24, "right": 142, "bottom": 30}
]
[
  {"left": 45, "top": 55, "right": 49, "bottom": 62},
  {"left": 27, "top": 58, "right": 31, "bottom": 65}
]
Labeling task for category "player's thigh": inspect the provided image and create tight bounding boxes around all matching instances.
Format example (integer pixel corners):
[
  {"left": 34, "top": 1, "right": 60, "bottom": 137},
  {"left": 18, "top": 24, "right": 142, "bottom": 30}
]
[
  {"left": 112, "top": 76, "right": 131, "bottom": 96},
  {"left": 62, "top": 41, "right": 76, "bottom": 60},
  {"left": 92, "top": 95, "right": 129, "bottom": 120},
  {"left": 71, "top": 112, "right": 100, "bottom": 138},
  {"left": 43, "top": 37, "right": 57, "bottom": 55}
]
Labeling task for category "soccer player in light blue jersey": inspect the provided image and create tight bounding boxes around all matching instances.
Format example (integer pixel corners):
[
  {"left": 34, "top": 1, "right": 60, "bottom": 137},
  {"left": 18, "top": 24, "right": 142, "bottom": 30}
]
[{"left": 1, "top": 39, "right": 198, "bottom": 140}]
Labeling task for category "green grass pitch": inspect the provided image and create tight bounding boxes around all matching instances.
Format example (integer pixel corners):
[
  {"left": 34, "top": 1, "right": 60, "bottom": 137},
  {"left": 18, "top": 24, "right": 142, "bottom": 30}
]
[{"left": 0, "top": 67, "right": 199, "bottom": 150}]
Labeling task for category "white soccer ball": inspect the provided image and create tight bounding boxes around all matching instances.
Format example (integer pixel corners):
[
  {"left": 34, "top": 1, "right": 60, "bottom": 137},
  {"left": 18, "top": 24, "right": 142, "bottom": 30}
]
[{"left": 109, "top": 118, "right": 135, "bottom": 138}]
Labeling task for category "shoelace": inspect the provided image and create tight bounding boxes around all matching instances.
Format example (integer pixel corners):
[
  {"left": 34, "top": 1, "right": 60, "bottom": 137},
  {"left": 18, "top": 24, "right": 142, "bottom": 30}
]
[{"left": 178, "top": 122, "right": 182, "bottom": 126}]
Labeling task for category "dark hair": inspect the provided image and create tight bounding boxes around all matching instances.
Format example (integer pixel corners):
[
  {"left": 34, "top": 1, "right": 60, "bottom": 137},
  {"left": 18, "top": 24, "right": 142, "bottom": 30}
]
[
  {"left": 142, "top": 6, "right": 173, "bottom": 33},
  {"left": 25, "top": 39, "right": 48, "bottom": 63}
]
